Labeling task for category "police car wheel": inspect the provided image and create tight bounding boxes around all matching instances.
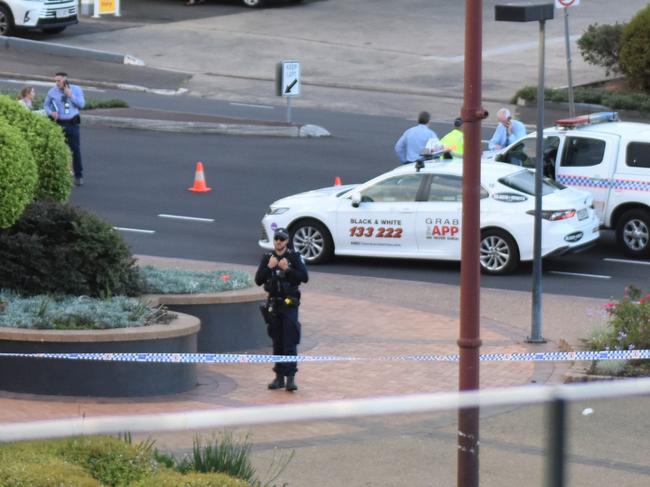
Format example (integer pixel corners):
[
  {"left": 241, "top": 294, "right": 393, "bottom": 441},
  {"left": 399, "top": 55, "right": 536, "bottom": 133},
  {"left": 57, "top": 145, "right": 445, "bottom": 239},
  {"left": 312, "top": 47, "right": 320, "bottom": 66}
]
[
  {"left": 479, "top": 229, "right": 519, "bottom": 275},
  {"left": 617, "top": 209, "right": 650, "bottom": 259},
  {"left": 241, "top": 0, "right": 266, "bottom": 7},
  {"left": 290, "top": 219, "right": 333, "bottom": 264},
  {"left": 0, "top": 5, "right": 15, "bottom": 37}
]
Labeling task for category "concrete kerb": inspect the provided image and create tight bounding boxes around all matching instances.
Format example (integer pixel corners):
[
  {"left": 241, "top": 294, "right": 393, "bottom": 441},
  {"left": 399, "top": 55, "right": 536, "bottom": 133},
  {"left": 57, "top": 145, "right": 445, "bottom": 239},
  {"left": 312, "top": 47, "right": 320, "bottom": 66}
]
[{"left": 1, "top": 36, "right": 143, "bottom": 65}]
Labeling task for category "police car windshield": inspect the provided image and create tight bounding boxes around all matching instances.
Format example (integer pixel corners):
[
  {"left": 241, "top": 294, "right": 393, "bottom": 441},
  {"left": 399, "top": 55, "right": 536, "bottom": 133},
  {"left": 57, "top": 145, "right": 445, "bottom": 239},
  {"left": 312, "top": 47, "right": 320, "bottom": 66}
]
[{"left": 498, "top": 170, "right": 565, "bottom": 196}]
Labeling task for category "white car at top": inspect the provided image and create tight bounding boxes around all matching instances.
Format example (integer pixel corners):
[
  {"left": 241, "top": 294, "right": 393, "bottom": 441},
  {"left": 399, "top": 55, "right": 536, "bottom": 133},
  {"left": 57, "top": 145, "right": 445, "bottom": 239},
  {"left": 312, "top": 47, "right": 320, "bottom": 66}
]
[{"left": 258, "top": 159, "right": 600, "bottom": 275}]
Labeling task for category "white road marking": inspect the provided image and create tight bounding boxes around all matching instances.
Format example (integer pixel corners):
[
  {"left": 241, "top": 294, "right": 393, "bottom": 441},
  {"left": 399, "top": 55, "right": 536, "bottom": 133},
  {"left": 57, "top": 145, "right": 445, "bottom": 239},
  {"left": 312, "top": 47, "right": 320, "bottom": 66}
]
[
  {"left": 604, "top": 258, "right": 650, "bottom": 266},
  {"left": 230, "top": 102, "right": 274, "bottom": 110},
  {"left": 114, "top": 227, "right": 155, "bottom": 234},
  {"left": 549, "top": 271, "right": 611, "bottom": 280},
  {"left": 158, "top": 214, "right": 215, "bottom": 223}
]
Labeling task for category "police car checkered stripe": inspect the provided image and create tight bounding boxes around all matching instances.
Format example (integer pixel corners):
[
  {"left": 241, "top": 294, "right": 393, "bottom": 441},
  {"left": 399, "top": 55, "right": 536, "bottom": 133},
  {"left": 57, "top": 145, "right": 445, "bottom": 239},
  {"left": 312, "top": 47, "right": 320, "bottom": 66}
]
[
  {"left": 557, "top": 174, "right": 650, "bottom": 192},
  {"left": 1, "top": 349, "right": 647, "bottom": 363}
]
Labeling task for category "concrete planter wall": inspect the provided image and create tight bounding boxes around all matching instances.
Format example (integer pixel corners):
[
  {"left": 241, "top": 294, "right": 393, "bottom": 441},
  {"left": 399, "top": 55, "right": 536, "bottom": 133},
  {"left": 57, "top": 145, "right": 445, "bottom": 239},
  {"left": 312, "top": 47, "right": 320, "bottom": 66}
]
[
  {"left": 0, "top": 312, "right": 200, "bottom": 397},
  {"left": 147, "top": 287, "right": 270, "bottom": 353}
]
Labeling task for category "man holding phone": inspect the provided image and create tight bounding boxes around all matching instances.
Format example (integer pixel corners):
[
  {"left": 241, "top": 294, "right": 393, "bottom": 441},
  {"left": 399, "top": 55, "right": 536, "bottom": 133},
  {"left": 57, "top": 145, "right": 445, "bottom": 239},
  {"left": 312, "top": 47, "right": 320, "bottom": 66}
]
[
  {"left": 488, "top": 107, "right": 527, "bottom": 151},
  {"left": 45, "top": 72, "right": 86, "bottom": 186}
]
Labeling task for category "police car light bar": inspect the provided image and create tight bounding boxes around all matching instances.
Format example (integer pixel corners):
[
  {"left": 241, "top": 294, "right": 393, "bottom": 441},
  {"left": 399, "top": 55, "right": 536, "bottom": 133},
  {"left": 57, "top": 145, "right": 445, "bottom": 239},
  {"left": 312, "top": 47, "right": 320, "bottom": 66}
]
[{"left": 555, "top": 111, "right": 618, "bottom": 128}]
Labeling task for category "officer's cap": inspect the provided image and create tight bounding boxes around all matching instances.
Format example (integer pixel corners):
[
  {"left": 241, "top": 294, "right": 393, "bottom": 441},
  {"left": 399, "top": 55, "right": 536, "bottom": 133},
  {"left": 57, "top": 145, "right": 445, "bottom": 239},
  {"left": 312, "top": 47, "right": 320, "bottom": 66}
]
[{"left": 274, "top": 228, "right": 289, "bottom": 240}]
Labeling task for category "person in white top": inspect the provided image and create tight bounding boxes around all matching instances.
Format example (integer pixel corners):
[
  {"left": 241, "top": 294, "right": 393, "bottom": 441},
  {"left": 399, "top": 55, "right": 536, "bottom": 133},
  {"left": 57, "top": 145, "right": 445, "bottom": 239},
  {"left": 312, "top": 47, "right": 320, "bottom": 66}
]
[{"left": 17, "top": 86, "right": 35, "bottom": 110}]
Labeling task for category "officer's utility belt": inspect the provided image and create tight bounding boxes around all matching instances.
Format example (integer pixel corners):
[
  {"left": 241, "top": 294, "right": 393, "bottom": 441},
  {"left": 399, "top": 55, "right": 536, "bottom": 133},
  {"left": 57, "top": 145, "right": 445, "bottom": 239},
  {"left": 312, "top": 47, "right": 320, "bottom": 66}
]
[
  {"left": 267, "top": 296, "right": 299, "bottom": 307},
  {"left": 57, "top": 115, "right": 81, "bottom": 126}
]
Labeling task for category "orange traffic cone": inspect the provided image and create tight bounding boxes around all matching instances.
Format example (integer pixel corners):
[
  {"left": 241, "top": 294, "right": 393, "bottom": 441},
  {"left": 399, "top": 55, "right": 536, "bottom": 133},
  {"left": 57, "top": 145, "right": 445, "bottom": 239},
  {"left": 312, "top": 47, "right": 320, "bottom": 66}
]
[
  {"left": 334, "top": 176, "right": 342, "bottom": 186},
  {"left": 188, "top": 161, "right": 212, "bottom": 192}
]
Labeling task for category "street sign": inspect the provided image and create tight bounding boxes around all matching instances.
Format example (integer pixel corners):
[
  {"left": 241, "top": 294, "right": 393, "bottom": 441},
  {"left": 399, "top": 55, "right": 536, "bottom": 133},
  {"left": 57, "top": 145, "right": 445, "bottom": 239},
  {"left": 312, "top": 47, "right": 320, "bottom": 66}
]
[
  {"left": 555, "top": 0, "right": 579, "bottom": 8},
  {"left": 276, "top": 61, "right": 301, "bottom": 97}
]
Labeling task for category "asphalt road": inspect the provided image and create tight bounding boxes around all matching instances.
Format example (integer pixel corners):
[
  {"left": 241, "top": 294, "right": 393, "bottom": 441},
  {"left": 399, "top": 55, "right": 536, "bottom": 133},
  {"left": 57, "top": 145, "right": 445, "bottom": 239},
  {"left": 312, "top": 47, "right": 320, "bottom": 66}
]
[{"left": 69, "top": 117, "right": 649, "bottom": 300}]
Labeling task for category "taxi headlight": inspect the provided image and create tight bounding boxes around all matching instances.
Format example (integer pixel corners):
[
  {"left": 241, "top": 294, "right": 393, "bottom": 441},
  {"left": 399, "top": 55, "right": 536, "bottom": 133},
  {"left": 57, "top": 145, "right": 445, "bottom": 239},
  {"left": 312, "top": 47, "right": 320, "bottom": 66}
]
[
  {"left": 527, "top": 209, "right": 576, "bottom": 221},
  {"left": 266, "top": 207, "right": 289, "bottom": 215}
]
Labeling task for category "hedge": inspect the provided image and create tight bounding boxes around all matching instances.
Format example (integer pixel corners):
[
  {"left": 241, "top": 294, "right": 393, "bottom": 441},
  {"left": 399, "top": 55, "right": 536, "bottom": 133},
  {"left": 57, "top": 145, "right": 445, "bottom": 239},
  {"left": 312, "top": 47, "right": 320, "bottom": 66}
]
[
  {"left": 0, "top": 95, "right": 71, "bottom": 202},
  {"left": 0, "top": 119, "right": 38, "bottom": 229}
]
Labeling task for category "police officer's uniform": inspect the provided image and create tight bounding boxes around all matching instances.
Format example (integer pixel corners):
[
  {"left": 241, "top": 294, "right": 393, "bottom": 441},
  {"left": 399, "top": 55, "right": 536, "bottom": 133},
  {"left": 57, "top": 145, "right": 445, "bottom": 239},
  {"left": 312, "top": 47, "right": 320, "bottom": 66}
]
[{"left": 255, "top": 228, "right": 308, "bottom": 391}]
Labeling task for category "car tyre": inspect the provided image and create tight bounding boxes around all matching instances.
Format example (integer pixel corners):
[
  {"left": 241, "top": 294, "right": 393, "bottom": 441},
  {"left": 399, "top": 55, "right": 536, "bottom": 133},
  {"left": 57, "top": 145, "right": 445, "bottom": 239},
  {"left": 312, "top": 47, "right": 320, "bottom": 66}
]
[
  {"left": 0, "top": 5, "right": 15, "bottom": 37},
  {"left": 616, "top": 209, "right": 650, "bottom": 259},
  {"left": 480, "top": 229, "right": 519, "bottom": 275},
  {"left": 290, "top": 219, "right": 334, "bottom": 265},
  {"left": 241, "top": 0, "right": 267, "bottom": 7}
]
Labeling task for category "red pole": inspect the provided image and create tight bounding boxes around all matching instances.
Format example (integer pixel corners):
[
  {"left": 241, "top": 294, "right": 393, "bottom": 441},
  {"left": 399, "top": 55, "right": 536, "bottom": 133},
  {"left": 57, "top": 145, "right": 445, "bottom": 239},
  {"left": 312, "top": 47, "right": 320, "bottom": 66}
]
[{"left": 458, "top": 0, "right": 485, "bottom": 485}]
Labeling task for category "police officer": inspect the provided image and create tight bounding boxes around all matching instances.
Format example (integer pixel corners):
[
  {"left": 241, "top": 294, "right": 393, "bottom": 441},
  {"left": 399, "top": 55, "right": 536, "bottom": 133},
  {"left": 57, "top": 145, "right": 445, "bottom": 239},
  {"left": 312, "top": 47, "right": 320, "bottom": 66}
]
[{"left": 255, "top": 227, "right": 308, "bottom": 392}]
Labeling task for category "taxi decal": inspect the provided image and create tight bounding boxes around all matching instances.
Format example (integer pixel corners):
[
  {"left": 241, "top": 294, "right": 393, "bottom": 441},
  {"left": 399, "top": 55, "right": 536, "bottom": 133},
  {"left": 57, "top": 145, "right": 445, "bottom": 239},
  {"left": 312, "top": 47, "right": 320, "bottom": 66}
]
[
  {"left": 425, "top": 217, "right": 460, "bottom": 241},
  {"left": 348, "top": 218, "right": 403, "bottom": 244}
]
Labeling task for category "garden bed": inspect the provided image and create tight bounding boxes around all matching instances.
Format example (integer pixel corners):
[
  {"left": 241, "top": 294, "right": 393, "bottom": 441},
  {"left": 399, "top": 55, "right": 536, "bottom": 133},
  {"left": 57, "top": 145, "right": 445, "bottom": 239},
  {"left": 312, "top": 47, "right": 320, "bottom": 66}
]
[{"left": 0, "top": 312, "right": 200, "bottom": 397}]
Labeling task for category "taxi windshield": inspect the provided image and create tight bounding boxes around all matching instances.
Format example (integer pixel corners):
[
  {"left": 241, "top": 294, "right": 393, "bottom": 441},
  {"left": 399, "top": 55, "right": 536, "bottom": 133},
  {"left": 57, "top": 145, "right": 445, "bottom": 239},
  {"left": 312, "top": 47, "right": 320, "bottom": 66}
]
[{"left": 498, "top": 169, "right": 565, "bottom": 196}]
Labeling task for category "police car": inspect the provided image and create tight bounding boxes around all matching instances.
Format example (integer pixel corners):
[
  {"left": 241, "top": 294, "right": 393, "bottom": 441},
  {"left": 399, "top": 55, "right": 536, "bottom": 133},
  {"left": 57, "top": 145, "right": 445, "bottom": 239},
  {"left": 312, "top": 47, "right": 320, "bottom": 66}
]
[
  {"left": 486, "top": 112, "right": 650, "bottom": 258},
  {"left": 258, "top": 159, "right": 600, "bottom": 275}
]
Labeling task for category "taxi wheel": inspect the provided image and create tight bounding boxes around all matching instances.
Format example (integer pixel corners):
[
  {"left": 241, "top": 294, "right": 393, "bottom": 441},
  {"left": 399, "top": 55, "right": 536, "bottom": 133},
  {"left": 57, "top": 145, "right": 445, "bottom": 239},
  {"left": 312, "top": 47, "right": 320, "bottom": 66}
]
[
  {"left": 0, "top": 5, "right": 15, "bottom": 37},
  {"left": 241, "top": 0, "right": 266, "bottom": 7},
  {"left": 616, "top": 209, "right": 650, "bottom": 259},
  {"left": 290, "top": 219, "right": 333, "bottom": 264},
  {"left": 479, "top": 229, "right": 519, "bottom": 275}
]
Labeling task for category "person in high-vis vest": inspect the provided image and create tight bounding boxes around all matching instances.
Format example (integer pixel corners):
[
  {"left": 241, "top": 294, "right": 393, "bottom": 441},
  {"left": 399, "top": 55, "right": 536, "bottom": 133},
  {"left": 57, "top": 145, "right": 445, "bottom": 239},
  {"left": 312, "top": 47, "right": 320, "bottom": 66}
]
[{"left": 440, "top": 117, "right": 464, "bottom": 157}]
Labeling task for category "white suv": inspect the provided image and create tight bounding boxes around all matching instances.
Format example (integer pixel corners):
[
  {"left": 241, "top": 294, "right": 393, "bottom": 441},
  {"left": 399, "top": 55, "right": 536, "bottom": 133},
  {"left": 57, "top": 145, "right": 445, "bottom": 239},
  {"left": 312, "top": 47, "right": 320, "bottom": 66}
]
[
  {"left": 0, "top": 0, "right": 77, "bottom": 36},
  {"left": 489, "top": 112, "right": 650, "bottom": 258}
]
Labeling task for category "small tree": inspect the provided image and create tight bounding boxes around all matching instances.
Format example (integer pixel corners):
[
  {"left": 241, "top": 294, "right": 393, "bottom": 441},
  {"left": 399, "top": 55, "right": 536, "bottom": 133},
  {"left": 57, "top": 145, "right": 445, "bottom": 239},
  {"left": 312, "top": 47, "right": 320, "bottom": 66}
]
[
  {"left": 0, "top": 119, "right": 38, "bottom": 228},
  {"left": 577, "top": 22, "right": 625, "bottom": 77},
  {"left": 619, "top": 4, "right": 650, "bottom": 91},
  {"left": 0, "top": 96, "right": 71, "bottom": 202}
]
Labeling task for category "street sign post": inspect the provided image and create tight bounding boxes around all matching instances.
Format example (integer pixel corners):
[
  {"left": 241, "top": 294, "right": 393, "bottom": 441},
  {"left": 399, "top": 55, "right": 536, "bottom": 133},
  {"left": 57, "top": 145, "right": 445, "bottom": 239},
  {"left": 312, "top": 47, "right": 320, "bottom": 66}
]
[
  {"left": 556, "top": 0, "right": 579, "bottom": 117},
  {"left": 276, "top": 61, "right": 301, "bottom": 123}
]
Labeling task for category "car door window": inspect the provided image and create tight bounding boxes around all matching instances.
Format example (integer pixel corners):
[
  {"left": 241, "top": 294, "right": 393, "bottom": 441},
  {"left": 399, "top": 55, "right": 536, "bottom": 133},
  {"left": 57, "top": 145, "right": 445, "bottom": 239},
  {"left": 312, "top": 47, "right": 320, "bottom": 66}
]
[
  {"left": 426, "top": 175, "right": 463, "bottom": 202},
  {"left": 561, "top": 137, "right": 606, "bottom": 167},
  {"left": 498, "top": 136, "right": 560, "bottom": 174},
  {"left": 626, "top": 142, "right": 650, "bottom": 168},
  {"left": 360, "top": 174, "right": 423, "bottom": 202}
]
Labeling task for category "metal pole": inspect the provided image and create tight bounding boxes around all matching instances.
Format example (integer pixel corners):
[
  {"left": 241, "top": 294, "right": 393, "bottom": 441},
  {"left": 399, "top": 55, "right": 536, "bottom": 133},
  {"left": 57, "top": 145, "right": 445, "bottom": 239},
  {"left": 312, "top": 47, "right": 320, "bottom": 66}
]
[
  {"left": 529, "top": 19, "right": 547, "bottom": 343},
  {"left": 286, "top": 97, "right": 292, "bottom": 124},
  {"left": 564, "top": 8, "right": 575, "bottom": 117},
  {"left": 458, "top": 0, "right": 484, "bottom": 485},
  {"left": 547, "top": 398, "right": 567, "bottom": 487}
]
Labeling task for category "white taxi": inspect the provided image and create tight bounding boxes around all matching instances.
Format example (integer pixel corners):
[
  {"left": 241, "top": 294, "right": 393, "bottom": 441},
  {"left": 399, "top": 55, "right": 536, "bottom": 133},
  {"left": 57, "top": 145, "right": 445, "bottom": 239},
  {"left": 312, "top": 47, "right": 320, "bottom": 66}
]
[{"left": 258, "top": 159, "right": 600, "bottom": 274}]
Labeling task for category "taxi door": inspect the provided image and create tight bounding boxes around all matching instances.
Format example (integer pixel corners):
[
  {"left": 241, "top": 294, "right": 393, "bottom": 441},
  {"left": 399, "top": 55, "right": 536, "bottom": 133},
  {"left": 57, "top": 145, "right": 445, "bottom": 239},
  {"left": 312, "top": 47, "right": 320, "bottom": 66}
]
[
  {"left": 415, "top": 174, "right": 463, "bottom": 259},
  {"left": 555, "top": 134, "right": 619, "bottom": 222},
  {"left": 334, "top": 173, "right": 425, "bottom": 256}
]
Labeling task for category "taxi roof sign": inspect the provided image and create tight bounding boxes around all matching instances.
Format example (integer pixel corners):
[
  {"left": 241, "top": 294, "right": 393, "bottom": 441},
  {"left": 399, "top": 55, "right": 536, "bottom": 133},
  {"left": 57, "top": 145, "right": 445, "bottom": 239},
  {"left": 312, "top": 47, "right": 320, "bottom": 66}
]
[{"left": 555, "top": 111, "right": 618, "bottom": 128}]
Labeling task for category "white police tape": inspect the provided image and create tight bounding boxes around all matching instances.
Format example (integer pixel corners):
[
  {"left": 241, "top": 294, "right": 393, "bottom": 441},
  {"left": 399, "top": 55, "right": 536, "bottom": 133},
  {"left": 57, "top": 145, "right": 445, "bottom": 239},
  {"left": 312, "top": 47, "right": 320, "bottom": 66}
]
[{"left": 0, "top": 349, "right": 648, "bottom": 364}]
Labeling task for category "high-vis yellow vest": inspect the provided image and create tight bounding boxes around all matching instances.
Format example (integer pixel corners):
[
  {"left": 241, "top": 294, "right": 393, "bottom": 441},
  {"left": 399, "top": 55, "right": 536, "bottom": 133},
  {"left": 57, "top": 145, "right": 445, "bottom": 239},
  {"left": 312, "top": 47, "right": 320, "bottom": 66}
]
[{"left": 440, "top": 129, "right": 464, "bottom": 156}]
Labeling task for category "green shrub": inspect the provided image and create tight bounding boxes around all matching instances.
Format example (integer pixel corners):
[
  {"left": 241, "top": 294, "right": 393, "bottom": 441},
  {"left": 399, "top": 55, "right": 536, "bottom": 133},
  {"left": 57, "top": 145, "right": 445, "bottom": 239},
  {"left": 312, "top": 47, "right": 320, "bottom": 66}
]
[
  {"left": 0, "top": 200, "right": 143, "bottom": 297},
  {"left": 0, "top": 437, "right": 249, "bottom": 487},
  {"left": 511, "top": 85, "right": 650, "bottom": 112},
  {"left": 0, "top": 95, "right": 71, "bottom": 202},
  {"left": 84, "top": 98, "right": 130, "bottom": 110},
  {"left": 140, "top": 266, "right": 253, "bottom": 294},
  {"left": 0, "top": 291, "right": 172, "bottom": 330},
  {"left": 0, "top": 119, "right": 38, "bottom": 229},
  {"left": 577, "top": 22, "right": 625, "bottom": 76},
  {"left": 619, "top": 4, "right": 650, "bottom": 90}
]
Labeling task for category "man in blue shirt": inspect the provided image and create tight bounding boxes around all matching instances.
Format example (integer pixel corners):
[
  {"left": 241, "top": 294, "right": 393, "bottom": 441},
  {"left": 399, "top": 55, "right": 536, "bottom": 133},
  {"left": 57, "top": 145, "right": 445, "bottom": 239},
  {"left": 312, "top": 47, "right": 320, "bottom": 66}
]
[
  {"left": 488, "top": 108, "right": 526, "bottom": 151},
  {"left": 394, "top": 111, "right": 437, "bottom": 164},
  {"left": 45, "top": 72, "right": 86, "bottom": 186}
]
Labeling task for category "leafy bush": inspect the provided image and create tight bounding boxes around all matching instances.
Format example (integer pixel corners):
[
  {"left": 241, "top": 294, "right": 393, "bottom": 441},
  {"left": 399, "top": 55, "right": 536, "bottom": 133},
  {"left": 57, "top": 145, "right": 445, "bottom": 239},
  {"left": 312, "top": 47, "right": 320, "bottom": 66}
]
[
  {"left": 0, "top": 95, "right": 71, "bottom": 202},
  {"left": 619, "top": 4, "right": 650, "bottom": 90},
  {"left": 140, "top": 266, "right": 253, "bottom": 294},
  {"left": 0, "top": 118, "right": 38, "bottom": 229},
  {"left": 0, "top": 291, "right": 172, "bottom": 330},
  {"left": 577, "top": 22, "right": 625, "bottom": 76},
  {"left": 0, "top": 201, "right": 143, "bottom": 298},
  {"left": 510, "top": 85, "right": 650, "bottom": 112},
  {"left": 0, "top": 436, "right": 248, "bottom": 487},
  {"left": 582, "top": 285, "right": 650, "bottom": 377}
]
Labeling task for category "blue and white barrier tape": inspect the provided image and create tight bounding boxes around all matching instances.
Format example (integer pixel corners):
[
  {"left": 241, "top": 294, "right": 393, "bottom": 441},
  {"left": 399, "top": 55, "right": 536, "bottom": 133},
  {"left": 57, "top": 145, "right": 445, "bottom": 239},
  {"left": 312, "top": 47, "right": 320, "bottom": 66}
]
[{"left": 0, "top": 349, "right": 648, "bottom": 364}]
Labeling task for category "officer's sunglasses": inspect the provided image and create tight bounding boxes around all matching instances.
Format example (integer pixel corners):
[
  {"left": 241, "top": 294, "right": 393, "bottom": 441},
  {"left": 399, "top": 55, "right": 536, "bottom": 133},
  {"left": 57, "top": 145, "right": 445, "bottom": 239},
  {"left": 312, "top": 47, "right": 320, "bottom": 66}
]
[{"left": 274, "top": 236, "right": 287, "bottom": 241}]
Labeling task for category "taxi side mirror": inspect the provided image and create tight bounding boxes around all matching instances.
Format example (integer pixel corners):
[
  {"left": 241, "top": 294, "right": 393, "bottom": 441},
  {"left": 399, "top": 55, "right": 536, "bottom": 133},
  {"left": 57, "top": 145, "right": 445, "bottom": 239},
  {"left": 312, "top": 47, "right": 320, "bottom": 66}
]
[{"left": 351, "top": 192, "right": 361, "bottom": 208}]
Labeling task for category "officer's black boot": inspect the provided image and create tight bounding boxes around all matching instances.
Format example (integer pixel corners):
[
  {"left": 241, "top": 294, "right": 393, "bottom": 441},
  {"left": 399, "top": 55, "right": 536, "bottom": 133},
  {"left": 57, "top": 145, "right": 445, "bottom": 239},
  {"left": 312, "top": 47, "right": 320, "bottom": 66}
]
[
  {"left": 268, "top": 373, "right": 285, "bottom": 390},
  {"left": 285, "top": 375, "right": 298, "bottom": 392}
]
